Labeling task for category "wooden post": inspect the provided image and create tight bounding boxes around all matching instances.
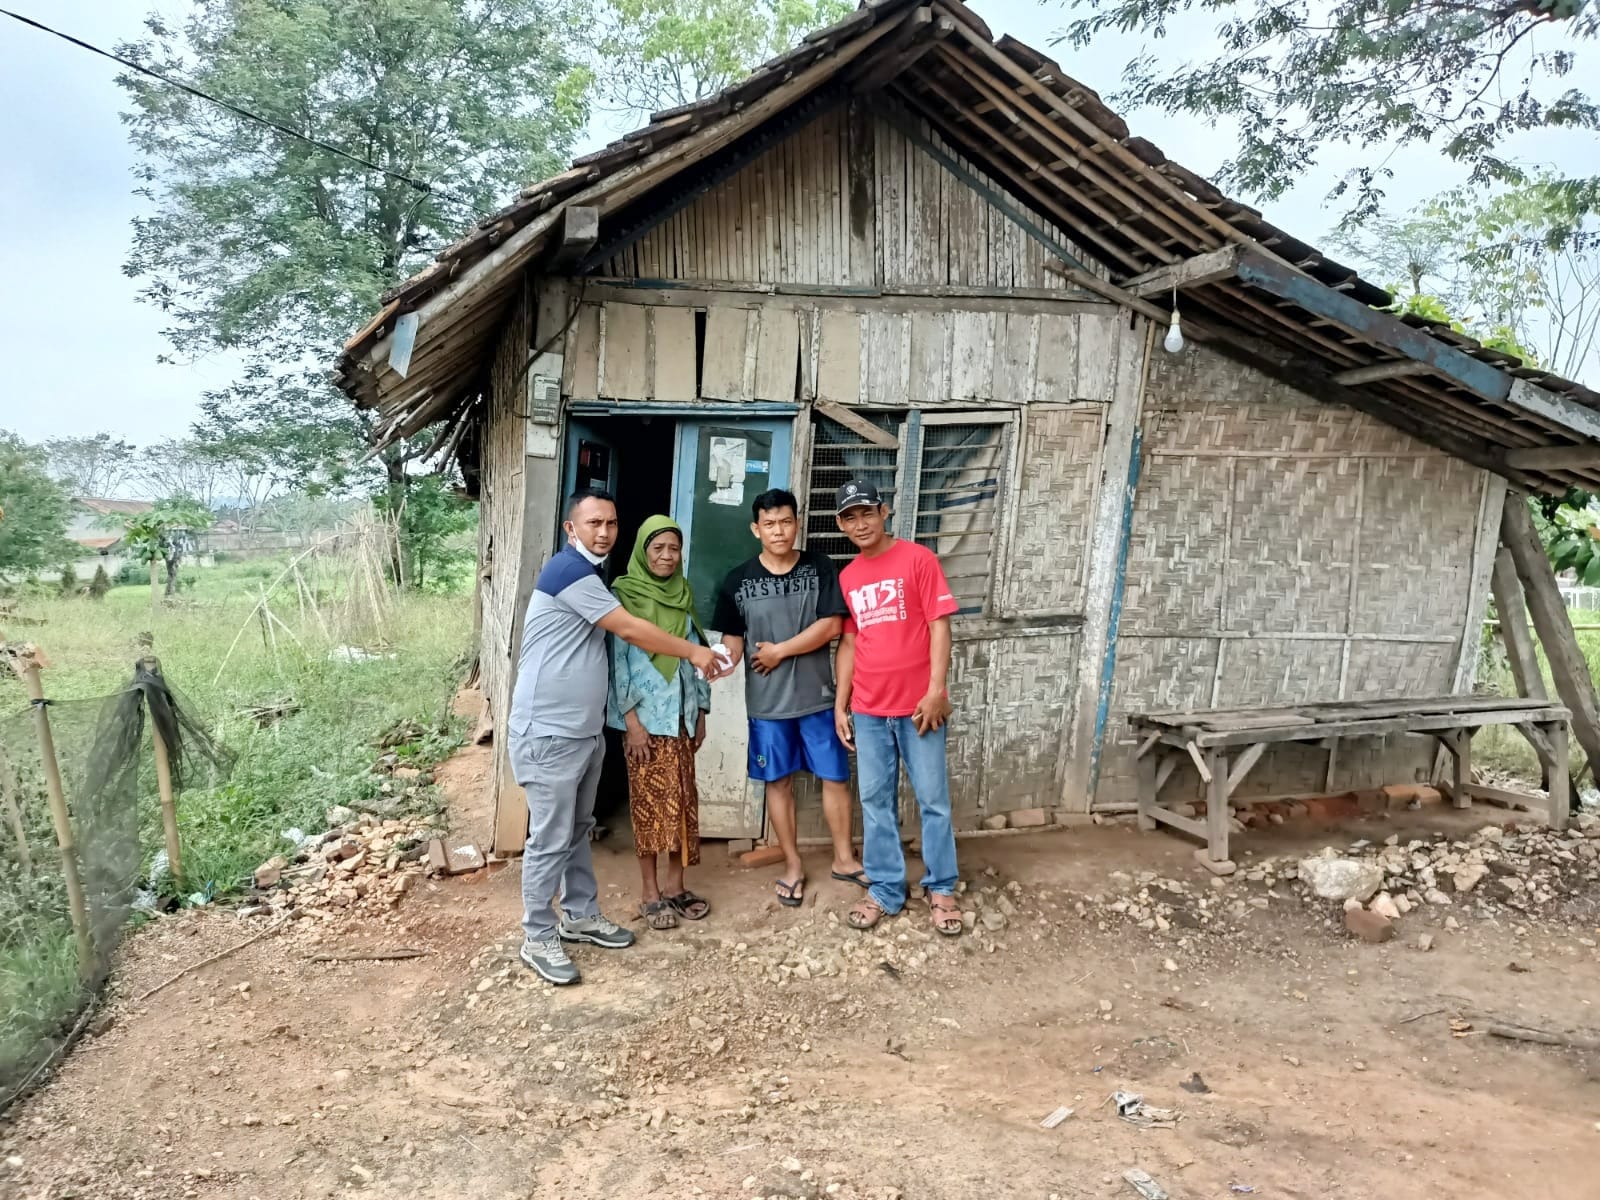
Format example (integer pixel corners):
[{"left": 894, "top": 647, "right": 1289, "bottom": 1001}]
[
  {"left": 1491, "top": 547, "right": 1547, "bottom": 701},
  {"left": 1501, "top": 497, "right": 1600, "bottom": 786},
  {"left": 0, "top": 753, "right": 33, "bottom": 878},
  {"left": 141, "top": 655, "right": 183, "bottom": 887},
  {"left": 1545, "top": 720, "right": 1571, "bottom": 832},
  {"left": 13, "top": 649, "right": 94, "bottom": 979},
  {"left": 1204, "top": 747, "right": 1230, "bottom": 865}
]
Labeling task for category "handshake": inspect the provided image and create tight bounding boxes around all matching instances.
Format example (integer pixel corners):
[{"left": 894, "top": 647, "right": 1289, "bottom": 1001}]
[{"left": 692, "top": 641, "right": 737, "bottom": 682}]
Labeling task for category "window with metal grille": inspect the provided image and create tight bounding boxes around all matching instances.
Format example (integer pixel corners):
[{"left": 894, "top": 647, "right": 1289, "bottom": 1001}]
[{"left": 807, "top": 408, "right": 1012, "bottom": 615}]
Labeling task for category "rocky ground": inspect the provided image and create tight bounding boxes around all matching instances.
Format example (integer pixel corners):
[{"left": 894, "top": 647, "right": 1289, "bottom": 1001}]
[{"left": 6, "top": 742, "right": 1600, "bottom": 1200}]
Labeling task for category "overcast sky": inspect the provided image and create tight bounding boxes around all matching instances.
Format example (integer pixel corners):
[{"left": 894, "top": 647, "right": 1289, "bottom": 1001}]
[{"left": 2, "top": 0, "right": 1596, "bottom": 449}]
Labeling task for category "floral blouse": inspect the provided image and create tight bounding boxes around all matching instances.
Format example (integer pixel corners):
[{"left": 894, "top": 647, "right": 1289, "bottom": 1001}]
[{"left": 605, "top": 628, "right": 711, "bottom": 738}]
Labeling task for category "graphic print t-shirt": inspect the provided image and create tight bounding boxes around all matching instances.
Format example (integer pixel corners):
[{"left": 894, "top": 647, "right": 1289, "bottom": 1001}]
[
  {"left": 712, "top": 549, "right": 847, "bottom": 720},
  {"left": 840, "top": 539, "right": 960, "bottom": 718}
]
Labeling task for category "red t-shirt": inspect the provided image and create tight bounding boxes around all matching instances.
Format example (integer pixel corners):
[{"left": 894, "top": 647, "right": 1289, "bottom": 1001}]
[{"left": 840, "top": 539, "right": 960, "bottom": 717}]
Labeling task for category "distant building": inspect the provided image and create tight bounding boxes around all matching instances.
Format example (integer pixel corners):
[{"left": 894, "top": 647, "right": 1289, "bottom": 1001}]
[{"left": 68, "top": 498, "right": 153, "bottom": 555}]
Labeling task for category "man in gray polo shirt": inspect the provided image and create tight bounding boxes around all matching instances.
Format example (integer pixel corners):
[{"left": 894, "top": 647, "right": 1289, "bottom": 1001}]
[{"left": 511, "top": 488, "right": 720, "bottom": 985}]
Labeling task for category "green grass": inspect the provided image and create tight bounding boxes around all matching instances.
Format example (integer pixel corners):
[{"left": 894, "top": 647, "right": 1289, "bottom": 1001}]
[
  {"left": 1473, "top": 615, "right": 1600, "bottom": 784},
  {"left": 0, "top": 551, "right": 473, "bottom": 1095}
]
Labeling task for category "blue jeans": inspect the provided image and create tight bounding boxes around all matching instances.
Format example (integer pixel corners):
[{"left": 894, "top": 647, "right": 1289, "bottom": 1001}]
[{"left": 854, "top": 715, "right": 958, "bottom": 915}]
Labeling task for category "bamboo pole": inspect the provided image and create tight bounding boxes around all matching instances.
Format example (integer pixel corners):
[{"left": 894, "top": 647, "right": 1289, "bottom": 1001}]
[
  {"left": 140, "top": 655, "right": 183, "bottom": 888},
  {"left": 0, "top": 752, "right": 33, "bottom": 878},
  {"left": 12, "top": 648, "right": 94, "bottom": 980}
]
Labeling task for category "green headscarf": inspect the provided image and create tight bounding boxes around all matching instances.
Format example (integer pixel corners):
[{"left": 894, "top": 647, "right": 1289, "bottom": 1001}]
[{"left": 611, "top": 515, "right": 705, "bottom": 679}]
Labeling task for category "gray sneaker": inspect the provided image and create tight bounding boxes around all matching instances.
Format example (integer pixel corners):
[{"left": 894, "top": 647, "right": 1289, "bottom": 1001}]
[
  {"left": 520, "top": 936, "right": 580, "bottom": 985},
  {"left": 558, "top": 912, "right": 636, "bottom": 949}
]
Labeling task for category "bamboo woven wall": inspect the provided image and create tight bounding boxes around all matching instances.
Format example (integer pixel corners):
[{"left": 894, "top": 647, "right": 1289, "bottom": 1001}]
[
  {"left": 598, "top": 105, "right": 1096, "bottom": 291},
  {"left": 480, "top": 283, "right": 533, "bottom": 759},
  {"left": 1096, "top": 345, "right": 1496, "bottom": 805}
]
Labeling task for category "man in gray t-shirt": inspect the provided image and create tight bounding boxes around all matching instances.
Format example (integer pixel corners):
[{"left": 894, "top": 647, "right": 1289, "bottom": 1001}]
[
  {"left": 713, "top": 489, "right": 865, "bottom": 908},
  {"left": 510, "top": 489, "right": 718, "bottom": 986}
]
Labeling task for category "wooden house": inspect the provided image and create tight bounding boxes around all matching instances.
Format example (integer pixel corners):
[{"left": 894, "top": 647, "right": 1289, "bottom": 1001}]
[{"left": 336, "top": 0, "right": 1600, "bottom": 856}]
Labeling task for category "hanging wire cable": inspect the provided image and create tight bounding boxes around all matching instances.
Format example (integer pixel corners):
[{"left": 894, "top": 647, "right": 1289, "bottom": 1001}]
[{"left": 0, "top": 6, "right": 473, "bottom": 209}]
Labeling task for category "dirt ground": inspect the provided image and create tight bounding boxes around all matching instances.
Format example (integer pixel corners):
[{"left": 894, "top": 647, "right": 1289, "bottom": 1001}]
[{"left": 6, "top": 733, "right": 1600, "bottom": 1200}]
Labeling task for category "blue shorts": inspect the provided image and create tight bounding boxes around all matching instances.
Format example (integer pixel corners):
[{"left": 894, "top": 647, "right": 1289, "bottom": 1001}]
[{"left": 748, "top": 711, "right": 851, "bottom": 783}]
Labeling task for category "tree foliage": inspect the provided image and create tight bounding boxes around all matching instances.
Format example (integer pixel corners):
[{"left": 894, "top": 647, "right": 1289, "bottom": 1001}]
[
  {"left": 0, "top": 432, "right": 72, "bottom": 577},
  {"left": 116, "top": 0, "right": 590, "bottom": 493},
  {"left": 590, "top": 0, "right": 851, "bottom": 116},
  {"left": 121, "top": 496, "right": 215, "bottom": 598},
  {"left": 1057, "top": 0, "right": 1599, "bottom": 226},
  {"left": 1341, "top": 175, "right": 1600, "bottom": 378},
  {"left": 42, "top": 434, "right": 138, "bottom": 498},
  {"left": 375, "top": 473, "right": 474, "bottom": 590}
]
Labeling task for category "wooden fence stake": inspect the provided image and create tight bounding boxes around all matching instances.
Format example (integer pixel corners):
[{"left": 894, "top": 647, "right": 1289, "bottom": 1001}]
[
  {"left": 1501, "top": 497, "right": 1600, "bottom": 792},
  {"left": 140, "top": 655, "right": 183, "bottom": 888},
  {"left": 12, "top": 648, "right": 94, "bottom": 980}
]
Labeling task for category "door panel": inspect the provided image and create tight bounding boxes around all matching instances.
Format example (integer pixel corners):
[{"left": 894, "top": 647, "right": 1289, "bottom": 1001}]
[{"left": 674, "top": 418, "right": 794, "bottom": 840}]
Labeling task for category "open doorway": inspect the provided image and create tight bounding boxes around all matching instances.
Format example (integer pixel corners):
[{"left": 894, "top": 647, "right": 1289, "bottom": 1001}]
[{"left": 559, "top": 406, "right": 797, "bottom": 841}]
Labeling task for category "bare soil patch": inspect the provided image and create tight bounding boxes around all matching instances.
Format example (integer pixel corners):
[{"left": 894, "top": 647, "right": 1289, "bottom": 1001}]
[{"left": 5, "top": 752, "right": 1600, "bottom": 1200}]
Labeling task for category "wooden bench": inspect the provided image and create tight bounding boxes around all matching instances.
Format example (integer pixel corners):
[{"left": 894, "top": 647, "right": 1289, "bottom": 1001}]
[{"left": 1128, "top": 696, "right": 1572, "bottom": 870}]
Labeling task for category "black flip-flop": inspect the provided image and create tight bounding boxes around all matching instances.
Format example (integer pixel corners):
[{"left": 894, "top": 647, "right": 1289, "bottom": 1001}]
[
  {"left": 665, "top": 890, "right": 710, "bottom": 920},
  {"left": 775, "top": 878, "right": 805, "bottom": 907},
  {"left": 830, "top": 869, "right": 870, "bottom": 890}
]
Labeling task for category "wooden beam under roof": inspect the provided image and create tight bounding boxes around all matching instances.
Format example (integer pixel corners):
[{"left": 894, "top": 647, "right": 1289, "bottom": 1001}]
[
  {"left": 1331, "top": 360, "right": 1433, "bottom": 385},
  {"left": 1120, "top": 246, "right": 1243, "bottom": 297}
]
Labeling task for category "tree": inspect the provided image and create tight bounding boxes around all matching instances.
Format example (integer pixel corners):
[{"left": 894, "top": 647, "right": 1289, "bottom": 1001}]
[
  {"left": 121, "top": 496, "right": 215, "bottom": 598},
  {"left": 376, "top": 472, "right": 474, "bottom": 590},
  {"left": 589, "top": 0, "right": 852, "bottom": 116},
  {"left": 1342, "top": 176, "right": 1600, "bottom": 378},
  {"left": 1057, "top": 0, "right": 1599, "bottom": 228},
  {"left": 116, "top": 0, "right": 591, "bottom": 531},
  {"left": 1442, "top": 174, "right": 1600, "bottom": 379},
  {"left": 0, "top": 432, "right": 72, "bottom": 577},
  {"left": 88, "top": 563, "right": 112, "bottom": 601},
  {"left": 42, "top": 434, "right": 138, "bottom": 498}
]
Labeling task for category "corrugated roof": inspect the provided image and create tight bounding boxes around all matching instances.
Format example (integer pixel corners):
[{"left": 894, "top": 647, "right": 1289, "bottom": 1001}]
[
  {"left": 76, "top": 497, "right": 154, "bottom": 516},
  {"left": 335, "top": 0, "right": 1600, "bottom": 495}
]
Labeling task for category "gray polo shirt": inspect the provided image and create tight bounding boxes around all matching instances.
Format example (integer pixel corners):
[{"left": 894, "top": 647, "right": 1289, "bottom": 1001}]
[{"left": 508, "top": 546, "right": 621, "bottom": 741}]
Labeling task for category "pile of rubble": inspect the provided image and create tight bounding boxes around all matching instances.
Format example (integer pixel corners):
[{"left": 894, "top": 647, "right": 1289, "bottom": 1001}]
[
  {"left": 244, "top": 805, "right": 450, "bottom": 922},
  {"left": 1298, "top": 814, "right": 1600, "bottom": 941},
  {"left": 1086, "top": 814, "right": 1600, "bottom": 942}
]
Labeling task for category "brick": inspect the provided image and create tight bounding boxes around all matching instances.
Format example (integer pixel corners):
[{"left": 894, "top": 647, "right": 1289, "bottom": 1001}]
[
  {"left": 1052, "top": 812, "right": 1093, "bottom": 827},
  {"left": 426, "top": 838, "right": 449, "bottom": 873},
  {"left": 1193, "top": 849, "right": 1236, "bottom": 876},
  {"left": 1007, "top": 808, "right": 1048, "bottom": 828},
  {"left": 739, "top": 845, "right": 787, "bottom": 868},
  {"left": 1344, "top": 908, "right": 1395, "bottom": 944},
  {"left": 725, "top": 839, "right": 755, "bottom": 856}
]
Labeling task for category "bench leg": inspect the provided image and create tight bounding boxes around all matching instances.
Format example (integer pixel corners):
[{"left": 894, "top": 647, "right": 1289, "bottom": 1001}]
[
  {"left": 1452, "top": 730, "right": 1472, "bottom": 810},
  {"left": 1205, "top": 747, "right": 1230, "bottom": 864},
  {"left": 1137, "top": 746, "right": 1158, "bottom": 832},
  {"left": 1546, "top": 721, "right": 1570, "bottom": 833}
]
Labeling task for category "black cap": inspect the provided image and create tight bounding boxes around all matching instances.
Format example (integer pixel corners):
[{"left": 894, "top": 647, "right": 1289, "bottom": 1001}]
[{"left": 834, "top": 480, "right": 883, "bottom": 514}]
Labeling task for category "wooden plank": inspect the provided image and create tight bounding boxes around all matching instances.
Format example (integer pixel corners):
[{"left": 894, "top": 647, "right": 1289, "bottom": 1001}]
[
  {"left": 908, "top": 309, "right": 949, "bottom": 400},
  {"left": 1502, "top": 496, "right": 1600, "bottom": 785},
  {"left": 1185, "top": 740, "right": 1212, "bottom": 784},
  {"left": 1193, "top": 707, "right": 1563, "bottom": 748},
  {"left": 1331, "top": 360, "right": 1434, "bottom": 385},
  {"left": 815, "top": 399, "right": 899, "bottom": 448},
  {"left": 1492, "top": 547, "right": 1547, "bottom": 701},
  {"left": 565, "top": 302, "right": 601, "bottom": 399},
  {"left": 864, "top": 310, "right": 907, "bottom": 407},
  {"left": 1205, "top": 747, "right": 1230, "bottom": 863},
  {"left": 846, "top": 99, "right": 875, "bottom": 287},
  {"left": 1066, "top": 317, "right": 1148, "bottom": 811},
  {"left": 1147, "top": 804, "right": 1208, "bottom": 840},
  {"left": 752, "top": 308, "right": 801, "bottom": 402},
  {"left": 1123, "top": 246, "right": 1244, "bottom": 297},
  {"left": 1225, "top": 742, "right": 1267, "bottom": 797},
  {"left": 816, "top": 310, "right": 863, "bottom": 403},
  {"left": 701, "top": 306, "right": 751, "bottom": 400},
  {"left": 1503, "top": 445, "right": 1600, "bottom": 470},
  {"left": 1033, "top": 313, "right": 1078, "bottom": 401},
  {"left": 950, "top": 310, "right": 995, "bottom": 399},
  {"left": 1075, "top": 312, "right": 1117, "bottom": 404},
  {"left": 1547, "top": 720, "right": 1571, "bottom": 831},
  {"left": 599, "top": 302, "right": 648, "bottom": 399},
  {"left": 651, "top": 307, "right": 697, "bottom": 401}
]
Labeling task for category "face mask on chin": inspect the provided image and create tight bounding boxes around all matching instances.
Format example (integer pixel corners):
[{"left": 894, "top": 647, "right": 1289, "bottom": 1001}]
[{"left": 568, "top": 534, "right": 606, "bottom": 566}]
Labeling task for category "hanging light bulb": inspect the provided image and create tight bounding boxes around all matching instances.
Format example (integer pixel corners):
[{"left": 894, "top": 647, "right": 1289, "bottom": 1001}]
[{"left": 1163, "top": 284, "right": 1184, "bottom": 353}]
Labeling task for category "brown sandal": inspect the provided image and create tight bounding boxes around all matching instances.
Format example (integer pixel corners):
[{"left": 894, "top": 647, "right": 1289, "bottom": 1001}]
[
  {"left": 640, "top": 898, "right": 678, "bottom": 930},
  {"left": 847, "top": 896, "right": 886, "bottom": 930},
  {"left": 929, "top": 893, "right": 964, "bottom": 937}
]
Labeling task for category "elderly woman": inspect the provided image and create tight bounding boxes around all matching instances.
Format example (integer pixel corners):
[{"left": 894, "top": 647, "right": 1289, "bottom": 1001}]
[{"left": 608, "top": 515, "right": 713, "bottom": 930}]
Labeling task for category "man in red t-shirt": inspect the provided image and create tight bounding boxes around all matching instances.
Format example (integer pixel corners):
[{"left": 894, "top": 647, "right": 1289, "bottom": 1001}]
[{"left": 831, "top": 480, "right": 963, "bottom": 937}]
